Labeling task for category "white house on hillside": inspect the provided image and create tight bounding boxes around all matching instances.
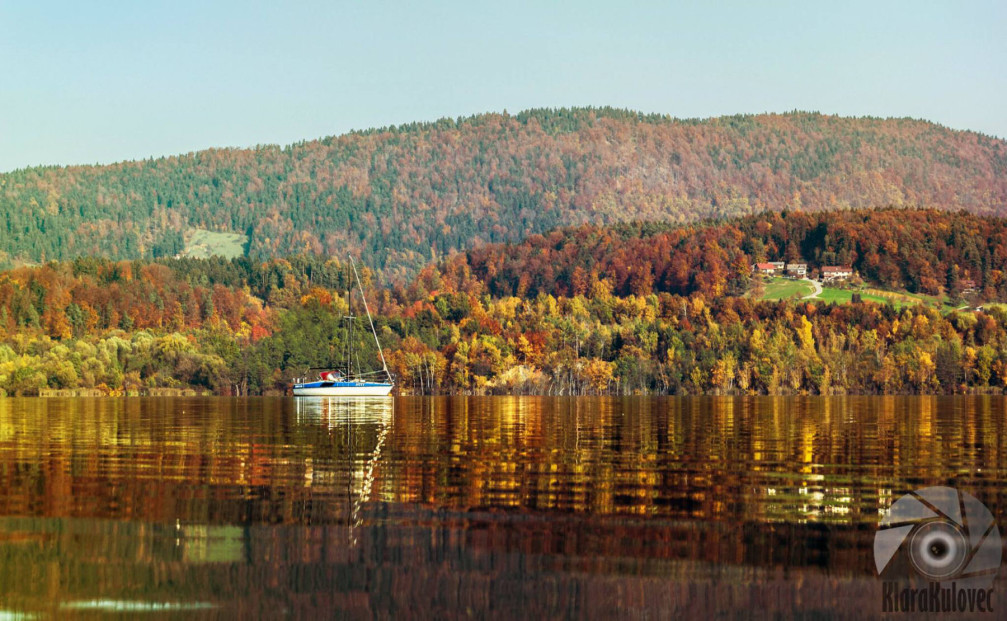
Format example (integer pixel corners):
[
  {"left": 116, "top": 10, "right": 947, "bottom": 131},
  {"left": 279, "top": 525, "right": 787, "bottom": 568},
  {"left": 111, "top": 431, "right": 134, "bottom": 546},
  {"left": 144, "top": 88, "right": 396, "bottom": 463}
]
[{"left": 821, "top": 266, "right": 853, "bottom": 282}]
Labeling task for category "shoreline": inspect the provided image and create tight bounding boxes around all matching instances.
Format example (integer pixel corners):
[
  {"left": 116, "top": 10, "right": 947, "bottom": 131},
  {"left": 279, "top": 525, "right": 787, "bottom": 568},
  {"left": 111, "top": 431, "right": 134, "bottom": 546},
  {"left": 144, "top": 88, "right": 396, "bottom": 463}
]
[{"left": 17, "top": 389, "right": 1007, "bottom": 398}]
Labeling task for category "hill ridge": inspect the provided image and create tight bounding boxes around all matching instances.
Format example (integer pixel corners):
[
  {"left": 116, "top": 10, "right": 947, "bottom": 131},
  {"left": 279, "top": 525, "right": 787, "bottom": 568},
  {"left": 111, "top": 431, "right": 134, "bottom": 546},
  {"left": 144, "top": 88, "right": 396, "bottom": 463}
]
[{"left": 2, "top": 108, "right": 1004, "bottom": 277}]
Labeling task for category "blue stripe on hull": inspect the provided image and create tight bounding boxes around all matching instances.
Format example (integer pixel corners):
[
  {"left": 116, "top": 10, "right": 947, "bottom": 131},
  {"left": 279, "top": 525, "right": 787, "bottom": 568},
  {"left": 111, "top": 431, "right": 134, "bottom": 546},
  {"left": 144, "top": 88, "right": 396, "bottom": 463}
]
[
  {"left": 295, "top": 381, "right": 391, "bottom": 389},
  {"left": 292, "top": 381, "right": 394, "bottom": 397}
]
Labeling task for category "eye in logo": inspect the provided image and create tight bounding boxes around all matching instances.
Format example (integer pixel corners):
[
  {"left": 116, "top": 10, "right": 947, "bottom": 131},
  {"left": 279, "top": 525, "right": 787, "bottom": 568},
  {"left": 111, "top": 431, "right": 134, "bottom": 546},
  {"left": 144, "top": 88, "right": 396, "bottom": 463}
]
[{"left": 875, "top": 486, "right": 1001, "bottom": 586}]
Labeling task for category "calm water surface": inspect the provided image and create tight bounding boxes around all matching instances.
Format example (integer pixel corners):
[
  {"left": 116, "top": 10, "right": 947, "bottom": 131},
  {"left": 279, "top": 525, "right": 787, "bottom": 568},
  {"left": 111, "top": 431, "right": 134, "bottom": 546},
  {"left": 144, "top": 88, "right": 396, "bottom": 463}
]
[{"left": 0, "top": 396, "right": 1005, "bottom": 619}]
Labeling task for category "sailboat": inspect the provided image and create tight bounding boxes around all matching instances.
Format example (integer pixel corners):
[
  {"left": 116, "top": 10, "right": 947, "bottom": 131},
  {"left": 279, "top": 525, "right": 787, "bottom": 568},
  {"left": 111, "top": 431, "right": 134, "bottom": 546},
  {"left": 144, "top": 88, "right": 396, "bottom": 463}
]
[{"left": 292, "top": 256, "right": 394, "bottom": 397}]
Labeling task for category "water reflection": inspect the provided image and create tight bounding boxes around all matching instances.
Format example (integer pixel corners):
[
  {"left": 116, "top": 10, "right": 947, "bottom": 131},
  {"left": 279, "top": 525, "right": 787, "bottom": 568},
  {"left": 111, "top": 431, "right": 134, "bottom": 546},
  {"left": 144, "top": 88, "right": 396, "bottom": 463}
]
[
  {"left": 294, "top": 396, "right": 394, "bottom": 428},
  {"left": 0, "top": 396, "right": 1004, "bottom": 617},
  {"left": 295, "top": 396, "right": 393, "bottom": 548}
]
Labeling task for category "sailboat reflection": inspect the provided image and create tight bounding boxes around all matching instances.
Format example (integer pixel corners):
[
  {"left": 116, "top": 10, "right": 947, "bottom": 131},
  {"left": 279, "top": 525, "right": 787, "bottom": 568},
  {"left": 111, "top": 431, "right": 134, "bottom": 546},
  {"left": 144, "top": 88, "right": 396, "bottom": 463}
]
[
  {"left": 295, "top": 396, "right": 393, "bottom": 546},
  {"left": 294, "top": 396, "right": 394, "bottom": 427}
]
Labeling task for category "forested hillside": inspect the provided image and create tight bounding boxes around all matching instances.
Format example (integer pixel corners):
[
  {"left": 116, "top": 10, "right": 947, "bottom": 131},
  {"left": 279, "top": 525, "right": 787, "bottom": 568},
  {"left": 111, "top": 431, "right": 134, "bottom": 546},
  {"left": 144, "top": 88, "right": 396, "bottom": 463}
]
[
  {"left": 2, "top": 109, "right": 1005, "bottom": 277},
  {"left": 423, "top": 208, "right": 1007, "bottom": 300},
  {"left": 3, "top": 209, "right": 1007, "bottom": 397}
]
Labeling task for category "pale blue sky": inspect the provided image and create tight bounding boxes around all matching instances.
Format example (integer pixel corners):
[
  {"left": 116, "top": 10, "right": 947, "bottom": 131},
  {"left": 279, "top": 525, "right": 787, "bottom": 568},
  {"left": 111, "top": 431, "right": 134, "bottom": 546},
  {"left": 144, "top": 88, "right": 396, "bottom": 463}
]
[{"left": 1, "top": 1, "right": 1004, "bottom": 172}]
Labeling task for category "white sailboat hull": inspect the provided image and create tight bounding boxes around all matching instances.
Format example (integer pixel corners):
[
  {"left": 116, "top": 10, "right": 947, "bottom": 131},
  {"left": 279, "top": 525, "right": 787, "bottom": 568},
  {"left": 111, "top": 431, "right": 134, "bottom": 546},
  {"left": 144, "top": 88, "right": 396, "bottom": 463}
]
[{"left": 293, "top": 382, "right": 393, "bottom": 397}]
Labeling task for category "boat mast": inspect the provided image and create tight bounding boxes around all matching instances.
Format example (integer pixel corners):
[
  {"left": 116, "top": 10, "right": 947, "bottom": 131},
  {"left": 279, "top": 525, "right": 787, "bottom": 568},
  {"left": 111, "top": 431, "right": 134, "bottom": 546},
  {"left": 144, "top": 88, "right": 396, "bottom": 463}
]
[
  {"left": 343, "top": 287, "right": 352, "bottom": 378},
  {"left": 348, "top": 255, "right": 393, "bottom": 384}
]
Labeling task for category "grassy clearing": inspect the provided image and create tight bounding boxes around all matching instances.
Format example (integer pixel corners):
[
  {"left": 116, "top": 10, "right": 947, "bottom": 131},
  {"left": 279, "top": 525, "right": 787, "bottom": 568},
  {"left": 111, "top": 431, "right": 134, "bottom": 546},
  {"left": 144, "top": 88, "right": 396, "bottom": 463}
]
[
  {"left": 757, "top": 277, "right": 815, "bottom": 300},
  {"left": 818, "top": 287, "right": 899, "bottom": 306},
  {"left": 816, "top": 287, "right": 854, "bottom": 304},
  {"left": 976, "top": 302, "right": 1007, "bottom": 312},
  {"left": 814, "top": 284, "right": 955, "bottom": 311},
  {"left": 181, "top": 229, "right": 248, "bottom": 259},
  {"left": 756, "top": 276, "right": 959, "bottom": 312},
  {"left": 859, "top": 287, "right": 955, "bottom": 311}
]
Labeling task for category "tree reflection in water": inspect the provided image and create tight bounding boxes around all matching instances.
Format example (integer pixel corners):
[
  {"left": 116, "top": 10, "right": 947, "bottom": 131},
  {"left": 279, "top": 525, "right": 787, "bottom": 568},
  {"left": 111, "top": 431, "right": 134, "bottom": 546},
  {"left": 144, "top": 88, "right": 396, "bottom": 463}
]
[{"left": 0, "top": 396, "right": 1004, "bottom": 618}]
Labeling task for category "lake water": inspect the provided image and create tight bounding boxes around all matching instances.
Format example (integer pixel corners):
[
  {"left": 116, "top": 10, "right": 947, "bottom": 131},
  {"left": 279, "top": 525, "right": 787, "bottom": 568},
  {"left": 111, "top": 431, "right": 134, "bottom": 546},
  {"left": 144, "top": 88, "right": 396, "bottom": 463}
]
[{"left": 0, "top": 396, "right": 1004, "bottom": 618}]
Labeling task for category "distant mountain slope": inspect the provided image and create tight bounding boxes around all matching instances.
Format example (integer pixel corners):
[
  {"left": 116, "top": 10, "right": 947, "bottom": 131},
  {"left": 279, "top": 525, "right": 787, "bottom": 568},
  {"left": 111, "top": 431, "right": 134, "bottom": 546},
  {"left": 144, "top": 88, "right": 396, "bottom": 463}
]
[{"left": 1, "top": 108, "right": 1004, "bottom": 277}]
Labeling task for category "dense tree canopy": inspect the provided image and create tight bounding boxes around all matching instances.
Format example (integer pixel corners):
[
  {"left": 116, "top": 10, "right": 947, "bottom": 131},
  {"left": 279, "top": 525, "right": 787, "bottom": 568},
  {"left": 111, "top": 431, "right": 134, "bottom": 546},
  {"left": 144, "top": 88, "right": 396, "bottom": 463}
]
[
  {"left": 2, "top": 208, "right": 1007, "bottom": 397},
  {"left": 2, "top": 109, "right": 1004, "bottom": 279},
  {"left": 423, "top": 208, "right": 1007, "bottom": 300}
]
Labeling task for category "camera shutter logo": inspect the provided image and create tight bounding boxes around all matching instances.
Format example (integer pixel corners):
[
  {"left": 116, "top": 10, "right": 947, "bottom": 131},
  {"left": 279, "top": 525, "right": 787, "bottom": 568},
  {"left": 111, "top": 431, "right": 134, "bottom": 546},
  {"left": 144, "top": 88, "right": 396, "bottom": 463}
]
[{"left": 875, "top": 486, "right": 1001, "bottom": 586}]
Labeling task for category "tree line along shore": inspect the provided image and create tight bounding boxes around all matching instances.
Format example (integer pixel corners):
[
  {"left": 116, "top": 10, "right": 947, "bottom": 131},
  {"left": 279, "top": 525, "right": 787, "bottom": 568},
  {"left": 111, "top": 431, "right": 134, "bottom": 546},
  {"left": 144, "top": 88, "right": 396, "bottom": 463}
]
[{"left": 0, "top": 208, "right": 1006, "bottom": 396}]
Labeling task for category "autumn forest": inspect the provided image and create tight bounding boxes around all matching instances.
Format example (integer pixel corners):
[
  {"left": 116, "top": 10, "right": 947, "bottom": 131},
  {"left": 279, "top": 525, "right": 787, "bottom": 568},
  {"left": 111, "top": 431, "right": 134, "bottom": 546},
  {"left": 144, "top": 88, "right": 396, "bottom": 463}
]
[
  {"left": 0, "top": 205, "right": 1003, "bottom": 396},
  {"left": 1, "top": 109, "right": 1006, "bottom": 396}
]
